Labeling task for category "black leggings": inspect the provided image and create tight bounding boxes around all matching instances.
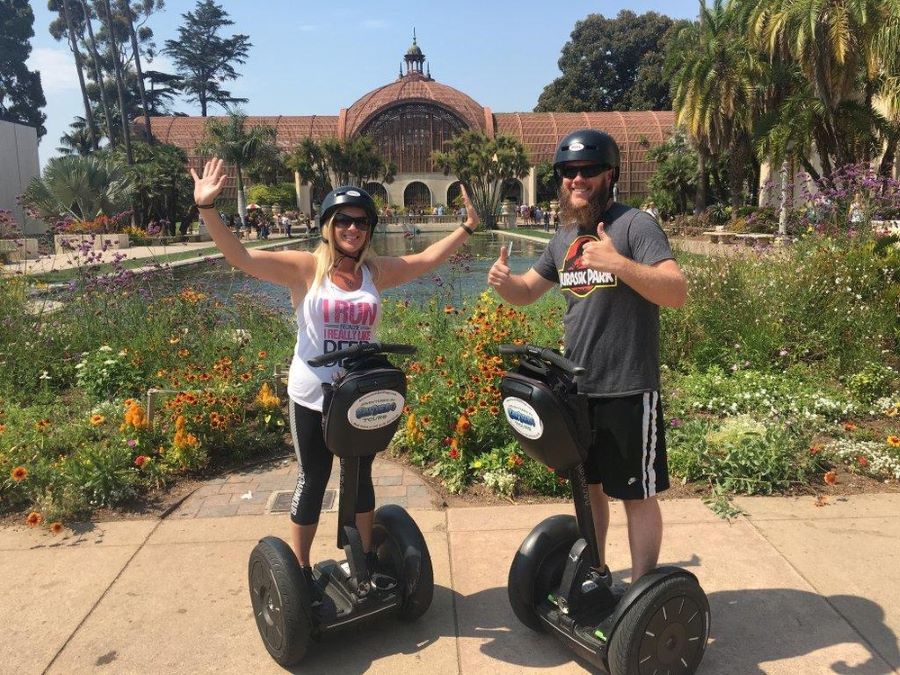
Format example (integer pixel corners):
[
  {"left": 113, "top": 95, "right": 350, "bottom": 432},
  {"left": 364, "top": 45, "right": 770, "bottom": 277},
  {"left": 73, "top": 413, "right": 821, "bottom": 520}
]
[{"left": 288, "top": 401, "right": 375, "bottom": 525}]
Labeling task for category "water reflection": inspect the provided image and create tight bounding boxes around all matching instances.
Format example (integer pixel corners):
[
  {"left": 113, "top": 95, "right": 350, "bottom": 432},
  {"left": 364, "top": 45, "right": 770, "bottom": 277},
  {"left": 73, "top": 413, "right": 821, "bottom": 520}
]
[{"left": 175, "top": 232, "right": 546, "bottom": 312}]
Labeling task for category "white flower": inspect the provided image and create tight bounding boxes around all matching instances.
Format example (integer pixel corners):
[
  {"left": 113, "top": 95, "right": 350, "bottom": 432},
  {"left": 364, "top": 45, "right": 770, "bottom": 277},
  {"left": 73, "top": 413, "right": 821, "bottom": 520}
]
[
  {"left": 98, "top": 345, "right": 113, "bottom": 352},
  {"left": 38, "top": 371, "right": 51, "bottom": 380}
]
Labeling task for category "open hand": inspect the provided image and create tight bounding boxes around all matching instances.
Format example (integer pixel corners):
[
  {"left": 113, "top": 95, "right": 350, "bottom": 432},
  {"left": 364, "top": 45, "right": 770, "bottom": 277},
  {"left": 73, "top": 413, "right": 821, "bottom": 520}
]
[
  {"left": 190, "top": 157, "right": 228, "bottom": 206},
  {"left": 460, "top": 185, "right": 479, "bottom": 230}
]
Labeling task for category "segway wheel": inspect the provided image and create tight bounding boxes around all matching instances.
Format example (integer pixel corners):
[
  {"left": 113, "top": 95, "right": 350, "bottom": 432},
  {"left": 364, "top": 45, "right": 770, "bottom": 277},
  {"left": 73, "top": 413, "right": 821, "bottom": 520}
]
[
  {"left": 248, "top": 536, "right": 314, "bottom": 666},
  {"left": 608, "top": 574, "right": 710, "bottom": 675},
  {"left": 507, "top": 514, "right": 580, "bottom": 632},
  {"left": 372, "top": 504, "right": 434, "bottom": 621}
]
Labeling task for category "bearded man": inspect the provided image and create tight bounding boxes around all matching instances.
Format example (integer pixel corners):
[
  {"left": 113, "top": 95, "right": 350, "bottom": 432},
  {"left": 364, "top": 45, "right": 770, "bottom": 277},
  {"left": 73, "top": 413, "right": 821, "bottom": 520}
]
[{"left": 487, "top": 129, "right": 687, "bottom": 584}]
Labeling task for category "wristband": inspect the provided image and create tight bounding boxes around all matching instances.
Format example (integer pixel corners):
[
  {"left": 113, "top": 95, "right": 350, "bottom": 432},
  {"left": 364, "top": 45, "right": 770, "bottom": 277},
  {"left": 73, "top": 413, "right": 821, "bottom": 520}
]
[
  {"left": 196, "top": 202, "right": 216, "bottom": 209},
  {"left": 460, "top": 224, "right": 475, "bottom": 236}
]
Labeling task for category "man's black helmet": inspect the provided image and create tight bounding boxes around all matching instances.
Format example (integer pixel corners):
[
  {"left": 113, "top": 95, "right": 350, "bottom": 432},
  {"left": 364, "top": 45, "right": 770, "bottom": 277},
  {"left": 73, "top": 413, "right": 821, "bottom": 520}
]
[
  {"left": 319, "top": 186, "right": 379, "bottom": 227},
  {"left": 553, "top": 129, "right": 620, "bottom": 183}
]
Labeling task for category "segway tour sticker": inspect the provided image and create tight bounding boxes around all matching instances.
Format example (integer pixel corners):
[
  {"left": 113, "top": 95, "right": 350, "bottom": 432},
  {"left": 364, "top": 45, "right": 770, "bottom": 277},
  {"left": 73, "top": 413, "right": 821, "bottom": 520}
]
[
  {"left": 348, "top": 390, "right": 404, "bottom": 429},
  {"left": 502, "top": 397, "right": 543, "bottom": 440},
  {"left": 345, "top": 190, "right": 361, "bottom": 197}
]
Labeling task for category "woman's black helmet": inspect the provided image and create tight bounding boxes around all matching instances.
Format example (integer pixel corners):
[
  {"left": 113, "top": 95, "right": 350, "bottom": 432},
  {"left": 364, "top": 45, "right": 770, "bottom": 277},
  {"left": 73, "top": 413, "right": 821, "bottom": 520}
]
[
  {"left": 553, "top": 129, "right": 620, "bottom": 183},
  {"left": 319, "top": 186, "right": 379, "bottom": 227}
]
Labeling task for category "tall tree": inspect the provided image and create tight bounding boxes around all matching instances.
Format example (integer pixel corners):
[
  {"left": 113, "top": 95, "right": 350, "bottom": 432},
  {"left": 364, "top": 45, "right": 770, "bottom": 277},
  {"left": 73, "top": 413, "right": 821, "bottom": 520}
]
[
  {"left": 196, "top": 111, "right": 276, "bottom": 218},
  {"left": 116, "top": 0, "right": 153, "bottom": 144},
  {"left": 141, "top": 69, "right": 183, "bottom": 115},
  {"left": 0, "top": 0, "right": 47, "bottom": 138},
  {"left": 57, "top": 115, "right": 94, "bottom": 155},
  {"left": 163, "top": 0, "right": 250, "bottom": 116},
  {"left": 535, "top": 11, "right": 677, "bottom": 112},
  {"left": 98, "top": 0, "right": 132, "bottom": 163},
  {"left": 432, "top": 131, "right": 530, "bottom": 229},
  {"left": 49, "top": 0, "right": 98, "bottom": 149},
  {"left": 79, "top": 0, "right": 115, "bottom": 145}
]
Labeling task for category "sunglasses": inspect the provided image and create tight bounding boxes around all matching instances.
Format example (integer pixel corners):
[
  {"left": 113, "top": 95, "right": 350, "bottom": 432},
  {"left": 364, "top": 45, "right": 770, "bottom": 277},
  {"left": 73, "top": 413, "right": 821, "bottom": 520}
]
[
  {"left": 555, "top": 163, "right": 611, "bottom": 180},
  {"left": 332, "top": 214, "right": 371, "bottom": 231}
]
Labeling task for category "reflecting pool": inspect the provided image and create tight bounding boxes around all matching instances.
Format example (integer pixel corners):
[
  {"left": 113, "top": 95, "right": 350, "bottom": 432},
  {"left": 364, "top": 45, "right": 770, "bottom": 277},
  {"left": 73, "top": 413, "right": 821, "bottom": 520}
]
[{"left": 175, "top": 232, "right": 548, "bottom": 312}]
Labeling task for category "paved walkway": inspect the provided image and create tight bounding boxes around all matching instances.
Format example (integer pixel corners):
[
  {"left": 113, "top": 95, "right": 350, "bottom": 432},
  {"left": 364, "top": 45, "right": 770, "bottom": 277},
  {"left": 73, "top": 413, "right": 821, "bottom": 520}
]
[{"left": 1, "top": 454, "right": 898, "bottom": 675}]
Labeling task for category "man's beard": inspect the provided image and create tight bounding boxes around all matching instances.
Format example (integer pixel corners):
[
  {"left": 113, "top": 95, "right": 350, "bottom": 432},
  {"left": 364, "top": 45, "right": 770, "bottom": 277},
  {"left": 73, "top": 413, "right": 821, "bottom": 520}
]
[{"left": 559, "top": 183, "right": 611, "bottom": 228}]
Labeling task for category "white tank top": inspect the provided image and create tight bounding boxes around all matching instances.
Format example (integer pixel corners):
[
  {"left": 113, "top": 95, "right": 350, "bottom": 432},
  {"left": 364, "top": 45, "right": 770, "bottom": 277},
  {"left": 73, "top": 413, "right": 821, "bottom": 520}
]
[{"left": 287, "top": 264, "right": 381, "bottom": 410}]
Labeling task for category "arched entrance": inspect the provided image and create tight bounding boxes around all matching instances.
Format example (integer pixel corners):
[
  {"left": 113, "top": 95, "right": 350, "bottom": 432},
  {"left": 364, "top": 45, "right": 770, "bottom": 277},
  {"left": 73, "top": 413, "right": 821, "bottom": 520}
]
[
  {"left": 404, "top": 182, "right": 431, "bottom": 213},
  {"left": 446, "top": 181, "right": 463, "bottom": 209},
  {"left": 363, "top": 181, "right": 389, "bottom": 208}
]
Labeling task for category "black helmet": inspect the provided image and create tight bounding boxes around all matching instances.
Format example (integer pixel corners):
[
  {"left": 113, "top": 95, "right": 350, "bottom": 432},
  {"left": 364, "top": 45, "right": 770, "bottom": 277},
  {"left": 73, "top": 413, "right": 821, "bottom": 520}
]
[
  {"left": 319, "top": 186, "right": 379, "bottom": 227},
  {"left": 553, "top": 129, "right": 620, "bottom": 183}
]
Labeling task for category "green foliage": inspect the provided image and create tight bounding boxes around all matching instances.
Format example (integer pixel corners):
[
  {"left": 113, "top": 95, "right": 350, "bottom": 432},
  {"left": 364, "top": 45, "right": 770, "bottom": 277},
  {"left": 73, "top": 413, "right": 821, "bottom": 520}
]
[
  {"left": 114, "top": 142, "right": 193, "bottom": 227},
  {"left": 432, "top": 132, "right": 530, "bottom": 229},
  {"left": 286, "top": 136, "right": 395, "bottom": 203},
  {"left": 246, "top": 183, "right": 297, "bottom": 209},
  {"left": 162, "top": 0, "right": 251, "bottom": 116},
  {"left": 75, "top": 346, "right": 145, "bottom": 402},
  {"left": 535, "top": 11, "right": 682, "bottom": 112},
  {"left": 668, "top": 417, "right": 823, "bottom": 495},
  {"left": 845, "top": 362, "right": 898, "bottom": 406},
  {"left": 22, "top": 154, "right": 132, "bottom": 220},
  {"left": 0, "top": 0, "right": 47, "bottom": 137}
]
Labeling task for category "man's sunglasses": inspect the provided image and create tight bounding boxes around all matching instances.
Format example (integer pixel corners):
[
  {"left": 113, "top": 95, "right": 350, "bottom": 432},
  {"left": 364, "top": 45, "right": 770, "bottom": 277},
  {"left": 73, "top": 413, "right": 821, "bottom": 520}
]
[
  {"left": 555, "top": 163, "right": 612, "bottom": 180},
  {"left": 332, "top": 214, "right": 371, "bottom": 230}
]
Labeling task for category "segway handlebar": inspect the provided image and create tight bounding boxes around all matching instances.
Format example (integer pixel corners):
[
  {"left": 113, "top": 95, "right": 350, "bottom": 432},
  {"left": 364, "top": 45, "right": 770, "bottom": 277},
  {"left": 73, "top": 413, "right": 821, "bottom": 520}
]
[
  {"left": 499, "top": 344, "right": 585, "bottom": 376},
  {"left": 307, "top": 342, "right": 417, "bottom": 367}
]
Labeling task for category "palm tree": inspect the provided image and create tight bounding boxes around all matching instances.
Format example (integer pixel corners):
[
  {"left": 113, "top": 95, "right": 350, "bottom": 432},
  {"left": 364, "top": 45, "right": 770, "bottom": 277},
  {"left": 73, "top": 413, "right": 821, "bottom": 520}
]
[
  {"left": 196, "top": 112, "right": 277, "bottom": 220},
  {"left": 98, "top": 0, "right": 132, "bottom": 164},
  {"left": 669, "top": 0, "right": 763, "bottom": 212},
  {"left": 79, "top": 0, "right": 115, "bottom": 147},
  {"left": 57, "top": 116, "right": 94, "bottom": 156},
  {"left": 116, "top": 0, "right": 153, "bottom": 145},
  {"left": 749, "top": 0, "right": 889, "bottom": 169},
  {"left": 52, "top": 0, "right": 99, "bottom": 150},
  {"left": 22, "top": 155, "right": 132, "bottom": 221}
]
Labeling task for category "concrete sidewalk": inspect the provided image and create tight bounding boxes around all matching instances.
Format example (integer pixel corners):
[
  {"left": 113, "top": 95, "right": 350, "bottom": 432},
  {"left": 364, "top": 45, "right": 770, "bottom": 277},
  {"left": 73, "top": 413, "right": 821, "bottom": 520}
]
[{"left": 2, "top": 456, "right": 898, "bottom": 674}]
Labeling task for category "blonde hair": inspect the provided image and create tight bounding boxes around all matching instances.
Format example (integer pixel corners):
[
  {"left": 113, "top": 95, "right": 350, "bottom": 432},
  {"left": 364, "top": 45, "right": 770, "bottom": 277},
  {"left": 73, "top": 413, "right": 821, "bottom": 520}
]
[{"left": 310, "top": 212, "right": 379, "bottom": 290}]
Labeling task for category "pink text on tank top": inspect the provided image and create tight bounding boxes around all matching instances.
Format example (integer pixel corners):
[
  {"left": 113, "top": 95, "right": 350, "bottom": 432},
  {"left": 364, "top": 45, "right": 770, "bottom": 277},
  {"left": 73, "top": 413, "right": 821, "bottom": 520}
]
[{"left": 322, "top": 299, "right": 379, "bottom": 359}]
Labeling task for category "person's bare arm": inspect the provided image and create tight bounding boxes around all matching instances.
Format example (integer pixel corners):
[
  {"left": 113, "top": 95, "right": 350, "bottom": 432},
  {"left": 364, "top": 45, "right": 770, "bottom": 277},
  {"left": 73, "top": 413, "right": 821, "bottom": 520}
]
[
  {"left": 192, "top": 158, "right": 314, "bottom": 289},
  {"left": 487, "top": 244, "right": 556, "bottom": 305},
  {"left": 375, "top": 186, "right": 479, "bottom": 290}
]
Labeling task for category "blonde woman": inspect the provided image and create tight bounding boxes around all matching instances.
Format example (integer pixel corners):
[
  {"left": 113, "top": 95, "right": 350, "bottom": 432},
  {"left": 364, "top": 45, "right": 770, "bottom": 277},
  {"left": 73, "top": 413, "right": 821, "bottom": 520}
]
[{"left": 191, "top": 157, "right": 479, "bottom": 597}]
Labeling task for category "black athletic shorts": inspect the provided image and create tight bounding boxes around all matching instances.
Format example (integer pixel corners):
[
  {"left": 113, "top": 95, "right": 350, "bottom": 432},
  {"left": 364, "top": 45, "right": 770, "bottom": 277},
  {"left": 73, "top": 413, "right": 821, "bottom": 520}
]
[{"left": 583, "top": 391, "right": 669, "bottom": 500}]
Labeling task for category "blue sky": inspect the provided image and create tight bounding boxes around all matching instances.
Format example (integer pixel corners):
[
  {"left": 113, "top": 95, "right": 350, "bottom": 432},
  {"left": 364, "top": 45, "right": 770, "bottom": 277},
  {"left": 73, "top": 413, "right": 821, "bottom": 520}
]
[{"left": 27, "top": 0, "right": 702, "bottom": 168}]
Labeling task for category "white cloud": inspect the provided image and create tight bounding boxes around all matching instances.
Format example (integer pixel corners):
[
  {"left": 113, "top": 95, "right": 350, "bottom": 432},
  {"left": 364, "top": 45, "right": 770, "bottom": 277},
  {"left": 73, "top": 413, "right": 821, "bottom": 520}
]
[{"left": 27, "top": 47, "right": 79, "bottom": 94}]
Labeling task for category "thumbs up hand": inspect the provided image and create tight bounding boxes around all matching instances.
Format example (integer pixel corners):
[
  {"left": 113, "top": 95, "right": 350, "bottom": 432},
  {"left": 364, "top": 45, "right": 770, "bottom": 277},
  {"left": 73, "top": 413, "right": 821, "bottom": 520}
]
[
  {"left": 488, "top": 241, "right": 512, "bottom": 289},
  {"left": 581, "top": 221, "right": 621, "bottom": 272}
]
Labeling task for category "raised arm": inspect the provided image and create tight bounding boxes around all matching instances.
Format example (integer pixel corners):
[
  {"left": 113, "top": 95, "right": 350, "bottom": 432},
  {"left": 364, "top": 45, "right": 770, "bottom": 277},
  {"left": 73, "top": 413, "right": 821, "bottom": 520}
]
[
  {"left": 374, "top": 186, "right": 480, "bottom": 290},
  {"left": 191, "top": 158, "right": 314, "bottom": 289},
  {"left": 487, "top": 244, "right": 555, "bottom": 305}
]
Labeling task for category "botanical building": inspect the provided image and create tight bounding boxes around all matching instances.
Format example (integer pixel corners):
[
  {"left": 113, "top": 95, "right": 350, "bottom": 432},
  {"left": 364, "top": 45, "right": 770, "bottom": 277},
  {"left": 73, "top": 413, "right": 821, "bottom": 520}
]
[{"left": 143, "top": 37, "right": 674, "bottom": 215}]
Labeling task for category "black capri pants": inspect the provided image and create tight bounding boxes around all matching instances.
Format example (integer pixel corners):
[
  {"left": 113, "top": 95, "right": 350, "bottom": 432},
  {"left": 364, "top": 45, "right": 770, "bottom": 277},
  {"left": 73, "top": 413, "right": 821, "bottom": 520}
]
[{"left": 288, "top": 400, "right": 376, "bottom": 525}]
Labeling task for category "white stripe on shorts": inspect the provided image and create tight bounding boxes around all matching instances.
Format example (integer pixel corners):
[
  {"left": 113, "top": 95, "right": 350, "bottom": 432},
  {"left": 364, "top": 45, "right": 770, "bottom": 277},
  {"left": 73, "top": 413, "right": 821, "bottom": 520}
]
[{"left": 642, "top": 391, "right": 659, "bottom": 498}]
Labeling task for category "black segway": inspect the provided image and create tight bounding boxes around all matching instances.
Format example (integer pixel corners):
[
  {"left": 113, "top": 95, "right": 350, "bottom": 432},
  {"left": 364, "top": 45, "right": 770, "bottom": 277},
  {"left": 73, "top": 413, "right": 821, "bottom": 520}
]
[
  {"left": 499, "top": 344, "right": 709, "bottom": 675},
  {"left": 248, "top": 342, "right": 434, "bottom": 666}
]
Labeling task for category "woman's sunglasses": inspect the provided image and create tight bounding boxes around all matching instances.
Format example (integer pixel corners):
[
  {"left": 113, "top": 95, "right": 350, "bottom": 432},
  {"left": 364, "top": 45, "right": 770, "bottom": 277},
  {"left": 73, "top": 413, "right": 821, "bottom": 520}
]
[
  {"left": 332, "top": 214, "right": 371, "bottom": 231},
  {"left": 555, "top": 163, "right": 611, "bottom": 180}
]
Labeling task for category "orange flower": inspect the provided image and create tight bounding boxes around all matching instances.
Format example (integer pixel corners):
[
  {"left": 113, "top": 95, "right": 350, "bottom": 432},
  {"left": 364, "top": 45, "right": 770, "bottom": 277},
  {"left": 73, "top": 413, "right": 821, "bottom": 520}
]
[
  {"left": 0, "top": 423, "right": 5, "bottom": 433},
  {"left": 90, "top": 414, "right": 105, "bottom": 426},
  {"left": 49, "top": 522, "right": 64, "bottom": 535},
  {"left": 857, "top": 455, "right": 869, "bottom": 467},
  {"left": 455, "top": 414, "right": 471, "bottom": 434},
  {"left": 35, "top": 418, "right": 50, "bottom": 432},
  {"left": 25, "top": 511, "right": 42, "bottom": 527},
  {"left": 888, "top": 435, "right": 900, "bottom": 447},
  {"left": 824, "top": 470, "right": 838, "bottom": 485},
  {"left": 11, "top": 466, "right": 27, "bottom": 482},
  {"left": 843, "top": 422, "right": 857, "bottom": 432},
  {"left": 444, "top": 305, "right": 455, "bottom": 314},
  {"left": 240, "top": 372, "right": 252, "bottom": 381},
  {"left": 134, "top": 455, "right": 149, "bottom": 468},
  {"left": 258, "top": 350, "right": 268, "bottom": 359},
  {"left": 177, "top": 348, "right": 190, "bottom": 358}
]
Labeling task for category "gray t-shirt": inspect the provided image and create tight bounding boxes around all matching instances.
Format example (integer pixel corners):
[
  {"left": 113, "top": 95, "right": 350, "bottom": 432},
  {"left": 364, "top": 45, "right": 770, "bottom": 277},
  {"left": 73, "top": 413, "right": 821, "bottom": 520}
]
[{"left": 533, "top": 202, "right": 674, "bottom": 396}]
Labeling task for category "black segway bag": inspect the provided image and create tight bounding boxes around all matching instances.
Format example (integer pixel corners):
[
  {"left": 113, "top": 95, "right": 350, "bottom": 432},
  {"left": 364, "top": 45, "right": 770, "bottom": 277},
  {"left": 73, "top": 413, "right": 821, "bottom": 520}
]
[
  {"left": 499, "top": 359, "right": 590, "bottom": 472},
  {"left": 321, "top": 354, "right": 407, "bottom": 458}
]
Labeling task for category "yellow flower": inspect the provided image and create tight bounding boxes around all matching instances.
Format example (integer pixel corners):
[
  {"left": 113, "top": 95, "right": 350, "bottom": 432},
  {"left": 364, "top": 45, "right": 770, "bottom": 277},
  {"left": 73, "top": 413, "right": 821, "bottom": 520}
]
[
  {"left": 11, "top": 466, "right": 27, "bottom": 482},
  {"left": 888, "top": 436, "right": 900, "bottom": 448},
  {"left": 90, "top": 414, "right": 105, "bottom": 426}
]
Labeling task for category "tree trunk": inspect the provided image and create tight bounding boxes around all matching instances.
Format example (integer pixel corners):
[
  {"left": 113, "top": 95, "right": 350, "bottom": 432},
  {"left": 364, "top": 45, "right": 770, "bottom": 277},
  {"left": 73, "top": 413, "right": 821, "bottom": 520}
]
[
  {"left": 695, "top": 146, "right": 708, "bottom": 215},
  {"left": 778, "top": 159, "right": 791, "bottom": 236},
  {"left": 101, "top": 0, "right": 132, "bottom": 164},
  {"left": 79, "top": 0, "right": 115, "bottom": 147},
  {"left": 236, "top": 164, "right": 247, "bottom": 221},
  {"left": 62, "top": 0, "right": 98, "bottom": 150},
  {"left": 122, "top": 1, "right": 152, "bottom": 145}
]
